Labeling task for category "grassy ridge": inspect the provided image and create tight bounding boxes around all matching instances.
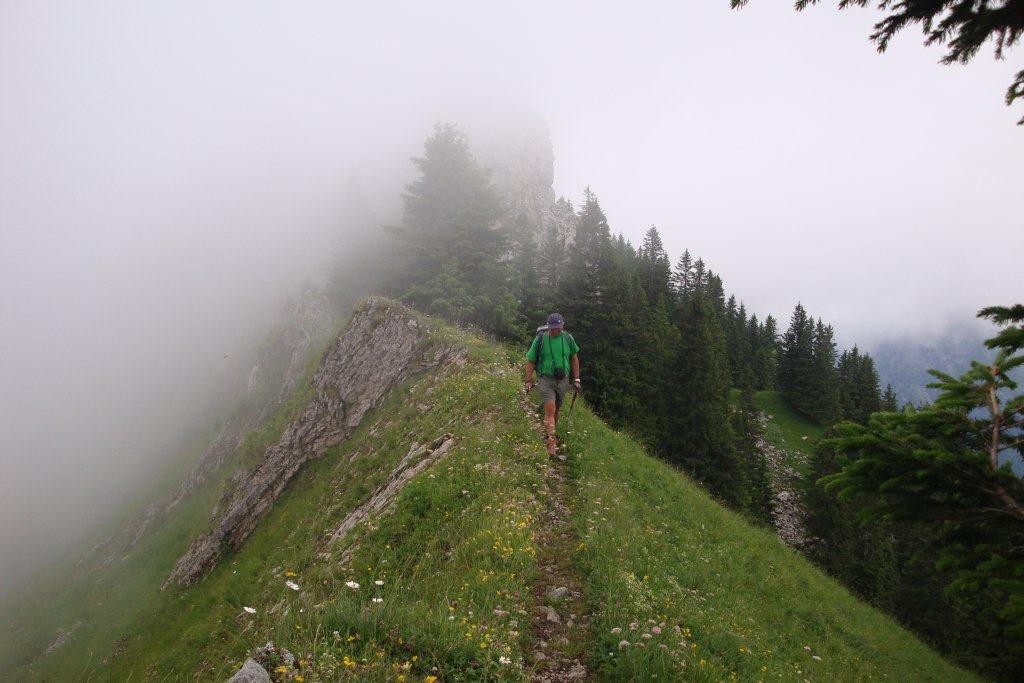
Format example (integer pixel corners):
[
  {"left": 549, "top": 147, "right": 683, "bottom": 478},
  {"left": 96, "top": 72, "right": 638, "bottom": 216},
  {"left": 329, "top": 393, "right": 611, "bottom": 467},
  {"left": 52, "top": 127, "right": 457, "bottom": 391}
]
[
  {"left": 104, "top": 318, "right": 548, "bottom": 681},
  {"left": 12, "top": 309, "right": 970, "bottom": 681},
  {"left": 563, "top": 404, "right": 973, "bottom": 681}
]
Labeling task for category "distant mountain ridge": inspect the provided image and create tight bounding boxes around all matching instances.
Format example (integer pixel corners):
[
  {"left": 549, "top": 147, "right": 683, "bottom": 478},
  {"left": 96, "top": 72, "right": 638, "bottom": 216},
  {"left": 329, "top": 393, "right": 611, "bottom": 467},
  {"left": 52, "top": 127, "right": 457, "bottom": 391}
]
[{"left": 866, "top": 321, "right": 995, "bottom": 407}]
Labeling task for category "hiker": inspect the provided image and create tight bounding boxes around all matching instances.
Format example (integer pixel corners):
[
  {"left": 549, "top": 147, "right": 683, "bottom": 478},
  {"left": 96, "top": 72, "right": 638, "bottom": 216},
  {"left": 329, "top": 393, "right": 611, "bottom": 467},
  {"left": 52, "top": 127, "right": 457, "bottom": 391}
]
[{"left": 523, "top": 313, "right": 581, "bottom": 457}]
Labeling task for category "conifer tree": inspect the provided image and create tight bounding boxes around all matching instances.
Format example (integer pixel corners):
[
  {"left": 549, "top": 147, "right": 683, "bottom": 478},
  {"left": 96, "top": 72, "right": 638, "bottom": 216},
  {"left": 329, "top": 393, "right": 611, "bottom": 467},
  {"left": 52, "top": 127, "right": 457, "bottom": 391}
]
[
  {"left": 664, "top": 291, "right": 744, "bottom": 506},
  {"left": 733, "top": 379, "right": 774, "bottom": 523},
  {"left": 671, "top": 249, "right": 694, "bottom": 300},
  {"left": 881, "top": 383, "right": 898, "bottom": 412},
  {"left": 810, "top": 319, "right": 842, "bottom": 424},
  {"left": 388, "top": 123, "right": 515, "bottom": 335},
  {"left": 508, "top": 213, "right": 547, "bottom": 339},
  {"left": 778, "top": 303, "right": 817, "bottom": 417},
  {"left": 811, "top": 319, "right": 843, "bottom": 423},
  {"left": 559, "top": 189, "right": 647, "bottom": 428},
  {"left": 638, "top": 226, "right": 672, "bottom": 306},
  {"left": 823, "top": 303, "right": 1024, "bottom": 644},
  {"left": 756, "top": 314, "right": 779, "bottom": 391},
  {"left": 837, "top": 346, "right": 883, "bottom": 424}
]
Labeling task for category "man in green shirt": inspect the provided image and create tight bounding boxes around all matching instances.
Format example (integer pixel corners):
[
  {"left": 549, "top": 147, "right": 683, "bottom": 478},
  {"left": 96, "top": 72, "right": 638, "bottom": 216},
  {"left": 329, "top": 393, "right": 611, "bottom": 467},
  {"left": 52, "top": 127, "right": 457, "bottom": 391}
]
[{"left": 524, "top": 312, "right": 581, "bottom": 457}]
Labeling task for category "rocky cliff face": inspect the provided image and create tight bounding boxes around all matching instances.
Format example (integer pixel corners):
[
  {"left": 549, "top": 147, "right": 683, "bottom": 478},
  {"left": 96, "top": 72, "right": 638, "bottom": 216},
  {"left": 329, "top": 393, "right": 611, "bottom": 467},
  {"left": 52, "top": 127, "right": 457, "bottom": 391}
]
[
  {"left": 471, "top": 113, "right": 578, "bottom": 246},
  {"left": 79, "top": 291, "right": 337, "bottom": 571},
  {"left": 165, "top": 298, "right": 464, "bottom": 587}
]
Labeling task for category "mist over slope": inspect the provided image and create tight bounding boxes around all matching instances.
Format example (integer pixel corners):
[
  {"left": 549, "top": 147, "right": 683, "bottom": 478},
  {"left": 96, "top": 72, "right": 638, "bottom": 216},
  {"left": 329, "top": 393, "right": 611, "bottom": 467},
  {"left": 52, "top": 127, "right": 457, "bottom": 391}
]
[{"left": 7, "top": 298, "right": 973, "bottom": 681}]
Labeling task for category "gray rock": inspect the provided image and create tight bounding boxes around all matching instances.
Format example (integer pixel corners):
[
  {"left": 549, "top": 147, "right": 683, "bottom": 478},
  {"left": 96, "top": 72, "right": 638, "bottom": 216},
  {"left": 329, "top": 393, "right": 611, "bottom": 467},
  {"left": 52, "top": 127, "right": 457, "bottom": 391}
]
[
  {"left": 546, "top": 586, "right": 568, "bottom": 600},
  {"left": 540, "top": 606, "right": 561, "bottom": 623},
  {"left": 227, "top": 658, "right": 270, "bottom": 683},
  {"left": 165, "top": 298, "right": 465, "bottom": 587},
  {"left": 81, "top": 290, "right": 336, "bottom": 570}
]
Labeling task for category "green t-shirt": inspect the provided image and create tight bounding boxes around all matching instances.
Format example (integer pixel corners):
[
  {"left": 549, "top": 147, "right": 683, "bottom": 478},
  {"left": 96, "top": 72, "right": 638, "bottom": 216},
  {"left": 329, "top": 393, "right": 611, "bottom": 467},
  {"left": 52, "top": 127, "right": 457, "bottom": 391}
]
[{"left": 526, "top": 331, "right": 579, "bottom": 377}]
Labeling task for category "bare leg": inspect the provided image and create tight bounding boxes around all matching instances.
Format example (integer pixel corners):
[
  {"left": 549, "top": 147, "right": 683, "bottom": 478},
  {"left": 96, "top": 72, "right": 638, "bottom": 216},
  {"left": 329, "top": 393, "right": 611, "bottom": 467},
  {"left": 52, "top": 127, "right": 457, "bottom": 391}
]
[{"left": 543, "top": 399, "right": 558, "bottom": 456}]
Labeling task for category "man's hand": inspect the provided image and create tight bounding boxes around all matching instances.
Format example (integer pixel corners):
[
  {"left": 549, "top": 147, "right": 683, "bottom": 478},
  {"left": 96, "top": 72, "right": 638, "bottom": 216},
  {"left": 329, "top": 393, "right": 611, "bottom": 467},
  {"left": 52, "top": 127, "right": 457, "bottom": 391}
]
[
  {"left": 573, "top": 378, "right": 581, "bottom": 392},
  {"left": 524, "top": 379, "right": 534, "bottom": 392}
]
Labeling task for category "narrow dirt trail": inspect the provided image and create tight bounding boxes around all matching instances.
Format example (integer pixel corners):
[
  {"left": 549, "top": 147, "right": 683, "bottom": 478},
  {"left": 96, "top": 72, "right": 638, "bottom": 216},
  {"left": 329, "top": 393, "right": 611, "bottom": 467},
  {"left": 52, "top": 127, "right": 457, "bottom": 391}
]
[{"left": 521, "top": 395, "right": 591, "bottom": 682}]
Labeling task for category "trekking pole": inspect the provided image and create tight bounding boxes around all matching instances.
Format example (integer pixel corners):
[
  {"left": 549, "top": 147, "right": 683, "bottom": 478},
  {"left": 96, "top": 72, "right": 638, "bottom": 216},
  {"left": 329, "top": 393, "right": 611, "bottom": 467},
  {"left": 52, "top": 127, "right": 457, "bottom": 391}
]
[{"left": 567, "top": 385, "right": 579, "bottom": 422}]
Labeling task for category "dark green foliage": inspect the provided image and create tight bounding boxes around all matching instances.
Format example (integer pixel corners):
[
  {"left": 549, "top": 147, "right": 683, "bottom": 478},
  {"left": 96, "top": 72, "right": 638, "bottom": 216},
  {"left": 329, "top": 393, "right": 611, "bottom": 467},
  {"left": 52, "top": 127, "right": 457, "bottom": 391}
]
[
  {"left": 805, "top": 437, "right": 901, "bottom": 610},
  {"left": 882, "top": 383, "right": 899, "bottom": 412},
  {"left": 981, "top": 304, "right": 1024, "bottom": 353},
  {"left": 821, "top": 304, "right": 1024, "bottom": 675},
  {"left": 559, "top": 189, "right": 648, "bottom": 432},
  {"left": 733, "top": 382, "right": 774, "bottom": 523},
  {"left": 732, "top": 0, "right": 1024, "bottom": 124},
  {"left": 809, "top": 319, "right": 842, "bottom": 424},
  {"left": 837, "top": 346, "right": 883, "bottom": 424},
  {"left": 637, "top": 225, "right": 672, "bottom": 307},
  {"left": 663, "top": 292, "right": 745, "bottom": 506},
  {"left": 749, "top": 313, "right": 778, "bottom": 391},
  {"left": 778, "top": 304, "right": 817, "bottom": 417},
  {"left": 805, "top": 442, "right": 1021, "bottom": 678}
]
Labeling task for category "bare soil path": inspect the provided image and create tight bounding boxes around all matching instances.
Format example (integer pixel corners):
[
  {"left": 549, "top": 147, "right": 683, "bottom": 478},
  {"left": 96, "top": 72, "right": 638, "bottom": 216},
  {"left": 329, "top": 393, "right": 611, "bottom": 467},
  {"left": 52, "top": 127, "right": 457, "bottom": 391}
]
[{"left": 521, "top": 395, "right": 591, "bottom": 682}]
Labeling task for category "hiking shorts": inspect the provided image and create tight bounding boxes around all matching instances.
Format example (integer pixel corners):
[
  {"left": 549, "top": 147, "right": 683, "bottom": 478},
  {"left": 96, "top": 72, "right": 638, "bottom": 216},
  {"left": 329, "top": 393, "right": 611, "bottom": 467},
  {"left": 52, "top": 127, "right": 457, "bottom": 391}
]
[{"left": 537, "top": 375, "right": 571, "bottom": 408}]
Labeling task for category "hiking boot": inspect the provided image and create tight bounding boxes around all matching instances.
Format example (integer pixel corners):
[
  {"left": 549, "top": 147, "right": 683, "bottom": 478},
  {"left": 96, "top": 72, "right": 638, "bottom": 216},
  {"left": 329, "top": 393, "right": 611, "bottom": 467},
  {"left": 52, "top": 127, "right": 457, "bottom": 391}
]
[{"left": 546, "top": 436, "right": 558, "bottom": 457}]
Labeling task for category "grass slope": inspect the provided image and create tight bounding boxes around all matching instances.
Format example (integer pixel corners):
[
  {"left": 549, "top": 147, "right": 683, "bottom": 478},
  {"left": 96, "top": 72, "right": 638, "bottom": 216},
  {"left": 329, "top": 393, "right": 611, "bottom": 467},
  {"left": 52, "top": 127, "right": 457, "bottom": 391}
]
[
  {"left": 15, "top": 307, "right": 970, "bottom": 681},
  {"left": 754, "top": 391, "right": 824, "bottom": 459},
  {"left": 564, "top": 404, "right": 971, "bottom": 681},
  {"left": 103, "top": 314, "right": 547, "bottom": 681}
]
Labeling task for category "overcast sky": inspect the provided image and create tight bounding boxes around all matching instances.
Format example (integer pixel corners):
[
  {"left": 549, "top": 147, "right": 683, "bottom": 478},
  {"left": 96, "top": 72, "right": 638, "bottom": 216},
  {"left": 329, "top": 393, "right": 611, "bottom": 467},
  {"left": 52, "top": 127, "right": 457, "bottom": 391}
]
[{"left": 1, "top": 1, "right": 1021, "bottom": 587}]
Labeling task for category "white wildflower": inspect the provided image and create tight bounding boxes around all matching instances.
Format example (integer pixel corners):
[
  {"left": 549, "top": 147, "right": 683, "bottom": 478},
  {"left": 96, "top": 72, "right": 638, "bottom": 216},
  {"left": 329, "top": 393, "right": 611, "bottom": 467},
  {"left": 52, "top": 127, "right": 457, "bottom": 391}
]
[
  {"left": 242, "top": 606, "right": 257, "bottom": 614},
  {"left": 498, "top": 656, "right": 511, "bottom": 665},
  {"left": 372, "top": 596, "right": 383, "bottom": 603},
  {"left": 286, "top": 580, "right": 300, "bottom": 591},
  {"left": 374, "top": 580, "right": 384, "bottom": 586},
  {"left": 345, "top": 580, "right": 360, "bottom": 589}
]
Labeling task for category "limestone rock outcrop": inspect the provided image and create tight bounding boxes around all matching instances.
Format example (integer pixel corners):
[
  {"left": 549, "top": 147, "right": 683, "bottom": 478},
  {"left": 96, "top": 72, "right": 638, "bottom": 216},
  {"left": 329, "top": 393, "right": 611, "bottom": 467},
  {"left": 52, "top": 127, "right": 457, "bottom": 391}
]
[
  {"left": 165, "top": 298, "right": 463, "bottom": 587},
  {"left": 79, "top": 291, "right": 336, "bottom": 571}
]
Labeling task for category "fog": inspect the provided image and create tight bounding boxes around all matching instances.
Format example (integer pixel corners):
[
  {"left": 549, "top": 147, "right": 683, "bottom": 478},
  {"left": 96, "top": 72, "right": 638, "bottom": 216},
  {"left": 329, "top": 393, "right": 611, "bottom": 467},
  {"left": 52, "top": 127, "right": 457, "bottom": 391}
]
[{"left": 2, "top": 1, "right": 1022, "bottom": 591}]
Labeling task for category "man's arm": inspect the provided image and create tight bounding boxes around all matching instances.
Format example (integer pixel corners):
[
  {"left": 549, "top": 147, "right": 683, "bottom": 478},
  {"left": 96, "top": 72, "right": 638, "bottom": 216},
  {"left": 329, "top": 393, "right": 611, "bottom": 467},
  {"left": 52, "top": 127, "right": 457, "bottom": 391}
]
[
  {"left": 571, "top": 354, "right": 580, "bottom": 383},
  {"left": 525, "top": 360, "right": 536, "bottom": 384}
]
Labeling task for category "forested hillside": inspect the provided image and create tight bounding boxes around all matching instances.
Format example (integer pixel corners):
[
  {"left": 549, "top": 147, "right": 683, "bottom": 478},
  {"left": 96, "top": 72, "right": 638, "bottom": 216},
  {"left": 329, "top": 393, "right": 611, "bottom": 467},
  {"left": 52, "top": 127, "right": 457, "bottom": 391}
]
[{"left": 354, "top": 124, "right": 1023, "bottom": 679}]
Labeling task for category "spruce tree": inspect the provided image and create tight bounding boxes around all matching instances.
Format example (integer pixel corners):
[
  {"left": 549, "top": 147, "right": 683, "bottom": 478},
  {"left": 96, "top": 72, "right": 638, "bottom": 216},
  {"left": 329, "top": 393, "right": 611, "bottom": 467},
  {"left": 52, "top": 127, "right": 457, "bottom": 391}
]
[
  {"left": 388, "top": 123, "right": 515, "bottom": 335},
  {"left": 881, "top": 383, "right": 898, "bottom": 412},
  {"left": 671, "top": 249, "right": 694, "bottom": 300},
  {"left": 810, "top": 319, "right": 842, "bottom": 424},
  {"left": 778, "top": 303, "right": 817, "bottom": 417},
  {"left": 638, "top": 226, "right": 672, "bottom": 307},
  {"left": 734, "top": 379, "right": 774, "bottom": 524},
  {"left": 664, "top": 291, "right": 744, "bottom": 506},
  {"left": 823, "top": 303, "right": 1024, "bottom": 646}
]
